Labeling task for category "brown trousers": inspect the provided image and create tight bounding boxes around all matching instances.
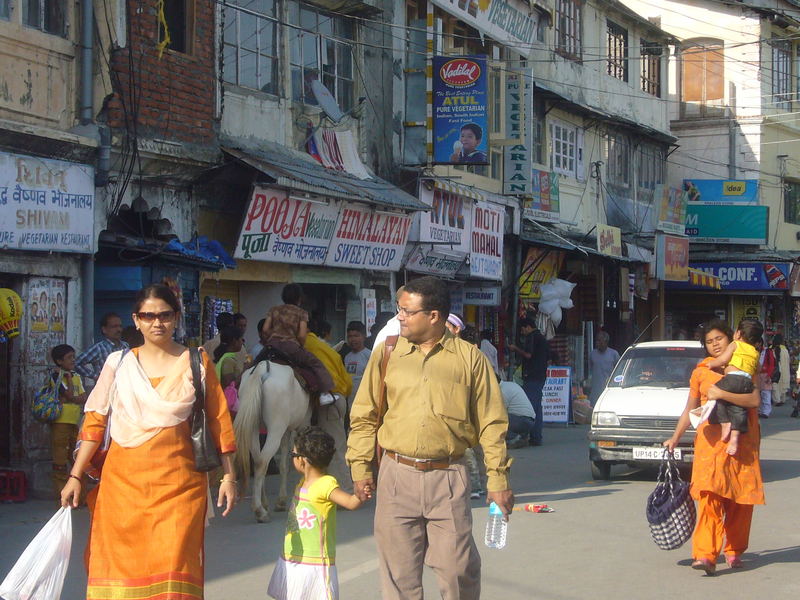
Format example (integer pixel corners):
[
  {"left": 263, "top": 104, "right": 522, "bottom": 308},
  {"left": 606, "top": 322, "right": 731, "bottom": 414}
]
[{"left": 375, "top": 455, "right": 481, "bottom": 600}]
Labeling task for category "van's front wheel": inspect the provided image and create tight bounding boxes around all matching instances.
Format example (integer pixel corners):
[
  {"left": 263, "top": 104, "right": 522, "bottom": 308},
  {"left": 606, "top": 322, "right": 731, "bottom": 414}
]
[{"left": 591, "top": 460, "right": 612, "bottom": 480}]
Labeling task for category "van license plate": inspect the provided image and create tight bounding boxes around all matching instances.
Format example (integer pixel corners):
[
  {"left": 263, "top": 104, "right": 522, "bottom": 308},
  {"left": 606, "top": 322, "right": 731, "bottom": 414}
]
[{"left": 632, "top": 447, "right": 680, "bottom": 460}]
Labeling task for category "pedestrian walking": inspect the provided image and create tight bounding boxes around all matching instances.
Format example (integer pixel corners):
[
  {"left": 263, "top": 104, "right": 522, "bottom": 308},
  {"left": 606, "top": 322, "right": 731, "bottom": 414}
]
[
  {"left": 771, "top": 333, "right": 790, "bottom": 406},
  {"left": 267, "top": 426, "right": 363, "bottom": 600},
  {"left": 60, "top": 283, "right": 237, "bottom": 600},
  {"left": 664, "top": 319, "right": 764, "bottom": 574},
  {"left": 73, "top": 312, "right": 129, "bottom": 383},
  {"left": 588, "top": 331, "right": 620, "bottom": 406},
  {"left": 508, "top": 317, "right": 548, "bottom": 446},
  {"left": 758, "top": 340, "right": 776, "bottom": 418},
  {"left": 346, "top": 276, "right": 513, "bottom": 600},
  {"left": 479, "top": 329, "right": 502, "bottom": 378}
]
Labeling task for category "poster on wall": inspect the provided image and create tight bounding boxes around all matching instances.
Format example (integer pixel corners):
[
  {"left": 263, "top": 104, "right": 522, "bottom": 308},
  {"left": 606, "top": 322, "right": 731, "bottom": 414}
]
[
  {"left": 235, "top": 186, "right": 339, "bottom": 265},
  {"left": 542, "top": 366, "right": 571, "bottom": 423},
  {"left": 0, "top": 152, "right": 95, "bottom": 253},
  {"left": 523, "top": 170, "right": 560, "bottom": 223},
  {"left": 325, "top": 203, "right": 411, "bottom": 271},
  {"left": 654, "top": 185, "right": 688, "bottom": 235},
  {"left": 432, "top": 55, "right": 489, "bottom": 165},
  {"left": 655, "top": 234, "right": 689, "bottom": 282},
  {"left": 470, "top": 201, "right": 503, "bottom": 280},
  {"left": 418, "top": 183, "right": 473, "bottom": 252},
  {"left": 26, "top": 277, "right": 67, "bottom": 365}
]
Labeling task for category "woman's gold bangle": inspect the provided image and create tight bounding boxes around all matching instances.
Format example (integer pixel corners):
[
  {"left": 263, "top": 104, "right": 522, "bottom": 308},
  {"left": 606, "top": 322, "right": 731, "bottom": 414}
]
[{"left": 220, "top": 478, "right": 237, "bottom": 484}]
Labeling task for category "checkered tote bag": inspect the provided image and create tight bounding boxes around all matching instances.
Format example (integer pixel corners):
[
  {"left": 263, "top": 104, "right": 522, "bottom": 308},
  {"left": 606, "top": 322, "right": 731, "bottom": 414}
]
[{"left": 646, "top": 450, "right": 696, "bottom": 550}]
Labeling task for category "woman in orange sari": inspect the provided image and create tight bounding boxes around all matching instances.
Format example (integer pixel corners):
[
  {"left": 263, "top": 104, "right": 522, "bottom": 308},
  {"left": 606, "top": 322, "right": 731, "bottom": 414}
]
[
  {"left": 61, "top": 284, "right": 237, "bottom": 599},
  {"left": 665, "top": 319, "right": 764, "bottom": 575}
]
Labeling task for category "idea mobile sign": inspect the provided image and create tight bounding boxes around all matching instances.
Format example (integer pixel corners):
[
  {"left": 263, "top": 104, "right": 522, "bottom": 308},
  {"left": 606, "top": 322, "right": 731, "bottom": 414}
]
[{"left": 432, "top": 56, "right": 489, "bottom": 165}]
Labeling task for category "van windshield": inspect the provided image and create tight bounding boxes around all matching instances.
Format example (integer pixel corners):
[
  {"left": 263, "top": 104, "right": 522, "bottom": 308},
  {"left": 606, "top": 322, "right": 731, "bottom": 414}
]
[{"left": 607, "top": 345, "right": 706, "bottom": 389}]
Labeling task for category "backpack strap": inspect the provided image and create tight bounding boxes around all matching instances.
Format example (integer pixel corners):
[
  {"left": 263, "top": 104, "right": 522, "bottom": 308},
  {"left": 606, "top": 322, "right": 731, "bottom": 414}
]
[{"left": 375, "top": 335, "right": 399, "bottom": 468}]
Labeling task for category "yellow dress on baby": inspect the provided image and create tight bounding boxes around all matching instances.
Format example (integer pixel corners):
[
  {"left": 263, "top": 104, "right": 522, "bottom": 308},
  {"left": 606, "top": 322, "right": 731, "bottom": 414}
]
[{"left": 728, "top": 341, "right": 759, "bottom": 377}]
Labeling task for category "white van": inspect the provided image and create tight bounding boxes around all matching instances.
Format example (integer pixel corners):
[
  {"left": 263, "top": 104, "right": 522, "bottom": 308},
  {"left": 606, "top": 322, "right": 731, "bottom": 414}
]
[{"left": 588, "top": 340, "right": 705, "bottom": 480}]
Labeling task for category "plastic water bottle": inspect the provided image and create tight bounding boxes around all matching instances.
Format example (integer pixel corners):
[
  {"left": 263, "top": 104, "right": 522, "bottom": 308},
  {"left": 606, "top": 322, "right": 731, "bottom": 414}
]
[{"left": 484, "top": 502, "right": 507, "bottom": 549}]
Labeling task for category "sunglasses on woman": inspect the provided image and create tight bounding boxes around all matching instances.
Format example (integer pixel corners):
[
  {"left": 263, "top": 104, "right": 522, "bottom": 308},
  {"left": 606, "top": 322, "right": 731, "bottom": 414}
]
[{"left": 135, "top": 310, "right": 176, "bottom": 323}]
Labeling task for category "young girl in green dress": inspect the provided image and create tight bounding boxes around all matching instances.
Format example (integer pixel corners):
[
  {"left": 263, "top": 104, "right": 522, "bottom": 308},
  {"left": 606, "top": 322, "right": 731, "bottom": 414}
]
[{"left": 268, "top": 426, "right": 363, "bottom": 600}]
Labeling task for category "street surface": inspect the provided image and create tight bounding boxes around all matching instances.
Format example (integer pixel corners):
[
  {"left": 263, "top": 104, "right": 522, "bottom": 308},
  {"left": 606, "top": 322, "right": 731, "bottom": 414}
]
[{"left": 2, "top": 404, "right": 799, "bottom": 599}]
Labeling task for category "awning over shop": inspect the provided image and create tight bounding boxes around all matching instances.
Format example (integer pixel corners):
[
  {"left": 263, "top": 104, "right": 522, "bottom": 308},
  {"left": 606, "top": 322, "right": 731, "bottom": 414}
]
[
  {"left": 222, "top": 143, "right": 427, "bottom": 211},
  {"left": 432, "top": 179, "right": 485, "bottom": 201},
  {"left": 688, "top": 267, "right": 722, "bottom": 290},
  {"left": 97, "top": 232, "right": 235, "bottom": 271}
]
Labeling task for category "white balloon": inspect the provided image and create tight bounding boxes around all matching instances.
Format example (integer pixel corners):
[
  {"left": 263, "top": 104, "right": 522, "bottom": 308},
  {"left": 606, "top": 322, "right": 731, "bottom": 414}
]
[{"left": 550, "top": 306, "right": 563, "bottom": 327}]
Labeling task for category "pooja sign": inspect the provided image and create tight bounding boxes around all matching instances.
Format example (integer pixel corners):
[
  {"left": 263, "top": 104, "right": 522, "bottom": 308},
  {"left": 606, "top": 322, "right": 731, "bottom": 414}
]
[{"left": 236, "top": 186, "right": 338, "bottom": 265}]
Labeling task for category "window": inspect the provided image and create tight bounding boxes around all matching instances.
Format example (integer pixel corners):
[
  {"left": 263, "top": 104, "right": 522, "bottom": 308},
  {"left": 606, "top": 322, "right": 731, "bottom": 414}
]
[
  {"left": 772, "top": 37, "right": 792, "bottom": 109},
  {"left": 531, "top": 96, "right": 546, "bottom": 166},
  {"left": 636, "top": 143, "right": 664, "bottom": 190},
  {"left": 490, "top": 149, "right": 502, "bottom": 180},
  {"left": 681, "top": 41, "right": 724, "bottom": 117},
  {"left": 607, "top": 133, "right": 630, "bottom": 187},
  {"left": 289, "top": 1, "right": 355, "bottom": 108},
  {"left": 784, "top": 181, "right": 800, "bottom": 225},
  {"left": 1, "top": 0, "right": 10, "bottom": 21},
  {"left": 607, "top": 21, "right": 628, "bottom": 82},
  {"left": 640, "top": 40, "right": 661, "bottom": 97},
  {"left": 550, "top": 119, "right": 577, "bottom": 177},
  {"left": 555, "top": 0, "right": 581, "bottom": 60},
  {"left": 223, "top": 0, "right": 279, "bottom": 94},
  {"left": 159, "top": 0, "right": 194, "bottom": 54},
  {"left": 23, "top": 0, "right": 66, "bottom": 37}
]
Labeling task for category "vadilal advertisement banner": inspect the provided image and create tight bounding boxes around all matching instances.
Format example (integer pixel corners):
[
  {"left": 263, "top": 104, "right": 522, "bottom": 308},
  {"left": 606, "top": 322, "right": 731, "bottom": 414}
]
[
  {"left": 597, "top": 223, "right": 622, "bottom": 257},
  {"left": 418, "top": 183, "right": 473, "bottom": 252},
  {"left": 0, "top": 152, "right": 95, "bottom": 253},
  {"left": 325, "top": 203, "right": 411, "bottom": 271},
  {"left": 655, "top": 233, "right": 689, "bottom": 281},
  {"left": 432, "top": 55, "right": 489, "bottom": 165},
  {"left": 235, "top": 186, "right": 338, "bottom": 265},
  {"left": 523, "top": 170, "right": 560, "bottom": 223},
  {"left": 470, "top": 201, "right": 503, "bottom": 280}
]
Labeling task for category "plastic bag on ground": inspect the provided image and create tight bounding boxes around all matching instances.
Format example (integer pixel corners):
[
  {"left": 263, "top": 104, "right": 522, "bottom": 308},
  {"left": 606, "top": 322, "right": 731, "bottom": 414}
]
[{"left": 0, "top": 506, "right": 72, "bottom": 600}]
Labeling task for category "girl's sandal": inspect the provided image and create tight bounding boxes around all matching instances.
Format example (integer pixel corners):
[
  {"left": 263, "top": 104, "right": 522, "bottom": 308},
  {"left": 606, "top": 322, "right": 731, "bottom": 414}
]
[
  {"left": 691, "top": 559, "right": 716, "bottom": 575},
  {"left": 726, "top": 556, "right": 744, "bottom": 569}
]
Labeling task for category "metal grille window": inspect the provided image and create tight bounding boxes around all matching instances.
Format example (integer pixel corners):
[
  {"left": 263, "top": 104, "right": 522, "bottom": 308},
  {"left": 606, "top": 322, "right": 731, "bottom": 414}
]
[
  {"left": 22, "top": 0, "right": 66, "bottom": 37},
  {"left": 607, "top": 21, "right": 628, "bottom": 82},
  {"left": 636, "top": 143, "right": 664, "bottom": 190},
  {"left": 784, "top": 181, "right": 800, "bottom": 225},
  {"left": 555, "top": 0, "right": 582, "bottom": 60},
  {"left": 223, "top": 0, "right": 279, "bottom": 95},
  {"left": 772, "top": 37, "right": 792, "bottom": 109},
  {"left": 1, "top": 0, "right": 10, "bottom": 20},
  {"left": 640, "top": 40, "right": 661, "bottom": 97},
  {"left": 550, "top": 119, "right": 576, "bottom": 176},
  {"left": 607, "top": 133, "right": 630, "bottom": 187},
  {"left": 531, "top": 96, "right": 546, "bottom": 165},
  {"left": 289, "top": 1, "right": 355, "bottom": 108}
]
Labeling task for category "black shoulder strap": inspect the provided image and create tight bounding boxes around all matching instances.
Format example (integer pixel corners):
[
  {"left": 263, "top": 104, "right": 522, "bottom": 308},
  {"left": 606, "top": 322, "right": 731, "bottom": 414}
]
[{"left": 189, "top": 347, "right": 205, "bottom": 410}]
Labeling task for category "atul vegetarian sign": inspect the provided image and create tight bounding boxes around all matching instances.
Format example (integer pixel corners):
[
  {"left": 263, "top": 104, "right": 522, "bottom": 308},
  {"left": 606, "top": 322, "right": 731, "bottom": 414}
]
[{"left": 235, "top": 186, "right": 412, "bottom": 271}]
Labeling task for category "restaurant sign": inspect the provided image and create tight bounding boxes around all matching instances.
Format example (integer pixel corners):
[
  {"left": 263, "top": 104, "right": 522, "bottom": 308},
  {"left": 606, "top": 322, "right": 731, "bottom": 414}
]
[
  {"left": 418, "top": 183, "right": 473, "bottom": 253},
  {"left": 404, "top": 245, "right": 465, "bottom": 278},
  {"left": 470, "top": 201, "right": 504, "bottom": 280}
]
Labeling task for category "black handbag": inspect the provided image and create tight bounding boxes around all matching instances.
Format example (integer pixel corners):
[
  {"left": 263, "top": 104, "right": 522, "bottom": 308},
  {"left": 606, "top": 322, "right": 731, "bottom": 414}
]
[
  {"left": 646, "top": 450, "right": 696, "bottom": 550},
  {"left": 189, "top": 347, "right": 222, "bottom": 472}
]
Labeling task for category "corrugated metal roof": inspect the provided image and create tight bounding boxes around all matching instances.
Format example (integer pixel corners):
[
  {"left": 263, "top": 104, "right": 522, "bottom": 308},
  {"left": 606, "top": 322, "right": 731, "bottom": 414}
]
[{"left": 222, "top": 143, "right": 427, "bottom": 211}]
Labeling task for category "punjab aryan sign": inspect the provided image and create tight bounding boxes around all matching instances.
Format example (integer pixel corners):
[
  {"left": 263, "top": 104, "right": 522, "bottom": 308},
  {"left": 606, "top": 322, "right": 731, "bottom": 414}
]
[
  {"left": 235, "top": 187, "right": 412, "bottom": 271},
  {"left": 432, "top": 56, "right": 489, "bottom": 165}
]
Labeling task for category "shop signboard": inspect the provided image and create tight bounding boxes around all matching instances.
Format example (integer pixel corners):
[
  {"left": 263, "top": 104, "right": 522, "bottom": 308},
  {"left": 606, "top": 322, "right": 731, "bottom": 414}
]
[
  {"left": 430, "top": 0, "right": 542, "bottom": 59},
  {"left": 597, "top": 223, "right": 622, "bottom": 257},
  {"left": 518, "top": 247, "right": 564, "bottom": 299},
  {"left": 418, "top": 183, "right": 473, "bottom": 252},
  {"left": 404, "top": 245, "right": 465, "bottom": 277},
  {"left": 542, "top": 366, "right": 571, "bottom": 424},
  {"left": 325, "top": 203, "right": 411, "bottom": 271},
  {"left": 235, "top": 186, "right": 339, "bottom": 265},
  {"left": 0, "top": 152, "right": 94, "bottom": 253},
  {"left": 684, "top": 204, "right": 768, "bottom": 244},
  {"left": 523, "top": 170, "right": 560, "bottom": 223},
  {"left": 655, "top": 234, "right": 689, "bottom": 282},
  {"left": 667, "top": 262, "right": 791, "bottom": 291},
  {"left": 432, "top": 55, "right": 489, "bottom": 165},
  {"left": 462, "top": 286, "right": 501, "bottom": 306},
  {"left": 654, "top": 185, "right": 688, "bottom": 235},
  {"left": 502, "top": 69, "right": 532, "bottom": 195},
  {"left": 470, "top": 200, "right": 503, "bottom": 280},
  {"left": 684, "top": 179, "right": 759, "bottom": 204}
]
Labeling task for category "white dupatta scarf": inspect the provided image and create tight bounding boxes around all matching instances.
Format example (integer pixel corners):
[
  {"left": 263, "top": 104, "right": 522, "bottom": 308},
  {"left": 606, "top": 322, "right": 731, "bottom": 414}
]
[{"left": 84, "top": 349, "right": 200, "bottom": 448}]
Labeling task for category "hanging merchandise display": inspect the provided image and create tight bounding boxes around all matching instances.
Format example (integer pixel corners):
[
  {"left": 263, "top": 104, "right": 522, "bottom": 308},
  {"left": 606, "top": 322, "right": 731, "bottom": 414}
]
[
  {"left": 0, "top": 288, "right": 23, "bottom": 339},
  {"left": 203, "top": 296, "right": 234, "bottom": 342}
]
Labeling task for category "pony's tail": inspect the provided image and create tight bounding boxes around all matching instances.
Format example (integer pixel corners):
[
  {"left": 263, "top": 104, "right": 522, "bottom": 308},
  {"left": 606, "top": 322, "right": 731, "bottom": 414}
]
[{"left": 233, "top": 361, "right": 266, "bottom": 489}]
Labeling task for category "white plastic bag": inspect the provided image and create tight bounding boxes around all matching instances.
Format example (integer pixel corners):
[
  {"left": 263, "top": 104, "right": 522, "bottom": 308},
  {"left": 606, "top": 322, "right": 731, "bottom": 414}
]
[{"left": 0, "top": 507, "right": 72, "bottom": 600}]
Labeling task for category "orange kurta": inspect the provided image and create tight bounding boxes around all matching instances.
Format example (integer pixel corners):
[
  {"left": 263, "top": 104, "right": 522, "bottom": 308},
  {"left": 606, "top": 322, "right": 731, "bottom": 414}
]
[
  {"left": 689, "top": 358, "right": 765, "bottom": 505},
  {"left": 79, "top": 350, "right": 236, "bottom": 600}
]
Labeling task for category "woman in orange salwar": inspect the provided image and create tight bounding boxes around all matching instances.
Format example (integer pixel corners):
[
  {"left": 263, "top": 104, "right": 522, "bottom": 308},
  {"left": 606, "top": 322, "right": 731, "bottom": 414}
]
[
  {"left": 61, "top": 284, "right": 237, "bottom": 599},
  {"left": 665, "top": 319, "right": 764, "bottom": 575}
]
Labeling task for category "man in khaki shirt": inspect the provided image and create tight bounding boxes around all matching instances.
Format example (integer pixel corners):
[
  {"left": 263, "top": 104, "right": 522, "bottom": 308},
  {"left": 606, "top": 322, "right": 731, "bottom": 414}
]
[{"left": 347, "top": 276, "right": 513, "bottom": 600}]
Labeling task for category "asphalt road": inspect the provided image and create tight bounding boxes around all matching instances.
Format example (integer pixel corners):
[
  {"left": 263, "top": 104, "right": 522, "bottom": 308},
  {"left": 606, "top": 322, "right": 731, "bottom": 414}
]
[{"left": 2, "top": 404, "right": 798, "bottom": 599}]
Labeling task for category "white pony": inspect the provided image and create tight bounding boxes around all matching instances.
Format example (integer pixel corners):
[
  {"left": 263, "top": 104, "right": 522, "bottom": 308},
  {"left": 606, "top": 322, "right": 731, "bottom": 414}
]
[{"left": 234, "top": 360, "right": 310, "bottom": 522}]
